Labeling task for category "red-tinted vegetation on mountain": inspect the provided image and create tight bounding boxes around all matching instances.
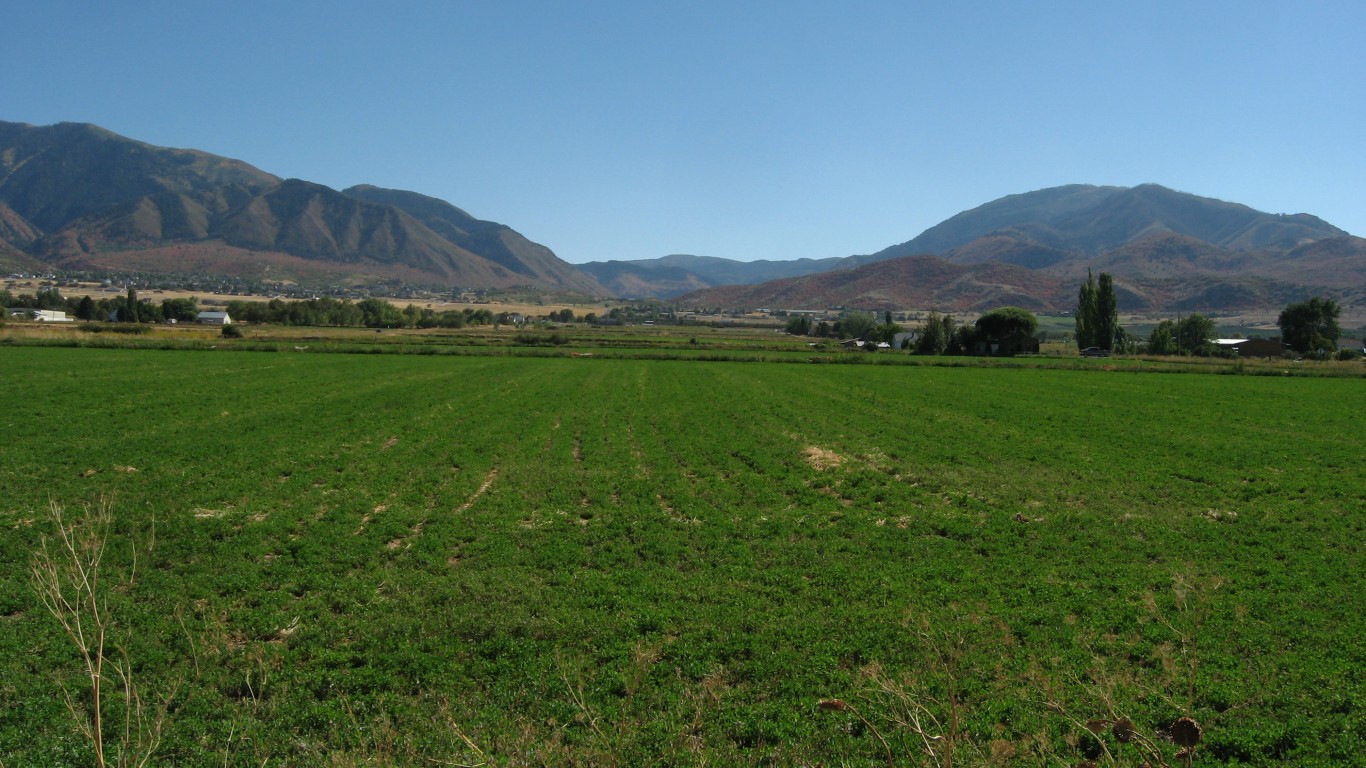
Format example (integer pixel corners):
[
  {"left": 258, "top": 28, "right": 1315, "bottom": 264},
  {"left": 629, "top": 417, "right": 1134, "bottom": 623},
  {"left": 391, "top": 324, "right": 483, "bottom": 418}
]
[{"left": 0, "top": 120, "right": 606, "bottom": 292}]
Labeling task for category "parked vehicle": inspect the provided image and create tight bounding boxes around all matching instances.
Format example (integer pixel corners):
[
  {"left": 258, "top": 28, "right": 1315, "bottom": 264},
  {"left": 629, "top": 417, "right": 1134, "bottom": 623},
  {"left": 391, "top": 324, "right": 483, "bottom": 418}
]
[{"left": 1080, "top": 347, "right": 1109, "bottom": 358}]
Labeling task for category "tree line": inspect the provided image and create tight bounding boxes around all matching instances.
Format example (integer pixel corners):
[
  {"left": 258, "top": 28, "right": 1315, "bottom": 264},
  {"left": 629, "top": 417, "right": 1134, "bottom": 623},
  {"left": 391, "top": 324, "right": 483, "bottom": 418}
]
[
  {"left": 1074, "top": 271, "right": 1348, "bottom": 358},
  {"left": 3, "top": 287, "right": 203, "bottom": 324},
  {"left": 780, "top": 271, "right": 1351, "bottom": 361},
  {"left": 1, "top": 287, "right": 589, "bottom": 330},
  {"left": 787, "top": 307, "right": 1040, "bottom": 355}
]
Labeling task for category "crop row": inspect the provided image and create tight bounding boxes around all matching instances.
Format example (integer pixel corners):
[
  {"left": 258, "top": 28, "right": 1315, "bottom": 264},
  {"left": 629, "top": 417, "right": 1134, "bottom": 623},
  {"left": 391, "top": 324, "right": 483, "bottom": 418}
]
[{"left": 0, "top": 347, "right": 1361, "bottom": 765}]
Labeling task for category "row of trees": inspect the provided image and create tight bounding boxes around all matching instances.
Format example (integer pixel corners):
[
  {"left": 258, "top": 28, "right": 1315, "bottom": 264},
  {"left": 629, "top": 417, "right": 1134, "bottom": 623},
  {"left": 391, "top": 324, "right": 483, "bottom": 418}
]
[
  {"left": 3, "top": 287, "right": 202, "bottom": 324},
  {"left": 785, "top": 307, "right": 1043, "bottom": 356},
  {"left": 3, "top": 287, "right": 580, "bottom": 330},
  {"left": 1144, "top": 298, "right": 1344, "bottom": 358},
  {"left": 1075, "top": 270, "right": 1126, "bottom": 351},
  {"left": 1075, "top": 272, "right": 1348, "bottom": 358},
  {"left": 222, "top": 298, "right": 505, "bottom": 329},
  {"left": 912, "top": 307, "right": 1040, "bottom": 354},
  {"left": 785, "top": 311, "right": 904, "bottom": 343},
  {"left": 1146, "top": 315, "right": 1217, "bottom": 356}
]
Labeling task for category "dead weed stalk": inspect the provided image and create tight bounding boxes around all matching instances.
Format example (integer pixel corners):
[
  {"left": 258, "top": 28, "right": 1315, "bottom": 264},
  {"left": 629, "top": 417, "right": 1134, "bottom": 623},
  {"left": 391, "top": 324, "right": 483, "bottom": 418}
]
[{"left": 29, "top": 497, "right": 177, "bottom": 768}]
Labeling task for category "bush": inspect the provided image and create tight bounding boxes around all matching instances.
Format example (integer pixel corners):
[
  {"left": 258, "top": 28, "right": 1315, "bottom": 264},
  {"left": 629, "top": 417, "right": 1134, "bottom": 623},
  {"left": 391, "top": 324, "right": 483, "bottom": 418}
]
[
  {"left": 79, "top": 323, "right": 149, "bottom": 335},
  {"left": 221, "top": 323, "right": 244, "bottom": 339},
  {"left": 513, "top": 332, "right": 569, "bottom": 346},
  {"left": 1335, "top": 347, "right": 1361, "bottom": 361}
]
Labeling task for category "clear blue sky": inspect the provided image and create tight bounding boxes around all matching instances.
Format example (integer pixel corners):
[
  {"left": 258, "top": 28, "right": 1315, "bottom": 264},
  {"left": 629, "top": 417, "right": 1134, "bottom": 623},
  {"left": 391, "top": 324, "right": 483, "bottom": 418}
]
[{"left": 4, "top": 1, "right": 1362, "bottom": 263}]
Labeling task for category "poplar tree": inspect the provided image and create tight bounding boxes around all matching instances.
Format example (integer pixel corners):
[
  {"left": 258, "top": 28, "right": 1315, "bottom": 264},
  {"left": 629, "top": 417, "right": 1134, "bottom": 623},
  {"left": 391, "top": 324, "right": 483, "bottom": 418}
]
[
  {"left": 1075, "top": 270, "right": 1096, "bottom": 349},
  {"left": 1095, "top": 272, "right": 1119, "bottom": 351},
  {"left": 124, "top": 287, "right": 140, "bottom": 323},
  {"left": 1075, "top": 270, "right": 1120, "bottom": 351}
]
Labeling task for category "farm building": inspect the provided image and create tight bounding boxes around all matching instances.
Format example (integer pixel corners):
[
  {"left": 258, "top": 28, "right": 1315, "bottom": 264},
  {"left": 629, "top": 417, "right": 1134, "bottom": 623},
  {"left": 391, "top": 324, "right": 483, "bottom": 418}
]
[
  {"left": 5, "top": 308, "right": 72, "bottom": 322},
  {"left": 1217, "top": 338, "right": 1286, "bottom": 358},
  {"left": 196, "top": 311, "right": 233, "bottom": 325}
]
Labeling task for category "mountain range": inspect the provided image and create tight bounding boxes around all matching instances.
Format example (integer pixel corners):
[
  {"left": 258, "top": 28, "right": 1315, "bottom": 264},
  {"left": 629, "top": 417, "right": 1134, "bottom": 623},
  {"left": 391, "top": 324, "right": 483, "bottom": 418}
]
[
  {"left": 626, "top": 185, "right": 1364, "bottom": 312},
  {"left": 0, "top": 120, "right": 606, "bottom": 293},
  {"left": 3, "top": 119, "right": 1361, "bottom": 312}
]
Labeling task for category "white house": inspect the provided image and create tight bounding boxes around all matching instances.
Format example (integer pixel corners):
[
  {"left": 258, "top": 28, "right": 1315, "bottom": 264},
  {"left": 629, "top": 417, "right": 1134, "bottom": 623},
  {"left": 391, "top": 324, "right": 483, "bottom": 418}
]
[
  {"left": 196, "top": 311, "right": 233, "bottom": 325},
  {"left": 6, "top": 308, "right": 72, "bottom": 322}
]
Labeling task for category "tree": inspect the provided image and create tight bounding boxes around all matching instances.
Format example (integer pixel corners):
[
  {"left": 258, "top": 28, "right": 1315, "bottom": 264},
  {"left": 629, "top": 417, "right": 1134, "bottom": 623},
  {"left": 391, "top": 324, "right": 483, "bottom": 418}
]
[
  {"left": 1075, "top": 270, "right": 1120, "bottom": 350},
  {"left": 357, "top": 298, "right": 402, "bottom": 328},
  {"left": 948, "top": 323, "right": 976, "bottom": 354},
  {"left": 836, "top": 311, "right": 877, "bottom": 340},
  {"left": 1075, "top": 270, "right": 1096, "bottom": 349},
  {"left": 124, "top": 288, "right": 140, "bottom": 323},
  {"left": 975, "top": 306, "right": 1038, "bottom": 342},
  {"left": 1278, "top": 297, "right": 1341, "bottom": 355},
  {"left": 915, "top": 311, "right": 950, "bottom": 355},
  {"left": 76, "top": 295, "right": 97, "bottom": 321},
  {"left": 1176, "top": 314, "right": 1216, "bottom": 356},
  {"left": 1095, "top": 272, "right": 1119, "bottom": 351},
  {"left": 1147, "top": 320, "right": 1178, "bottom": 355},
  {"left": 785, "top": 315, "right": 812, "bottom": 336},
  {"left": 869, "top": 320, "right": 903, "bottom": 344}
]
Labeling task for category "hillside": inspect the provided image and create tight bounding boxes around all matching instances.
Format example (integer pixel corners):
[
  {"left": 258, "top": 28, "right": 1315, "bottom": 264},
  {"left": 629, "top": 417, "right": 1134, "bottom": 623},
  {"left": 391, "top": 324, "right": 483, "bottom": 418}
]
[
  {"left": 682, "top": 185, "right": 1362, "bottom": 313},
  {"left": 679, "top": 255, "right": 1073, "bottom": 312},
  {"left": 577, "top": 253, "right": 846, "bottom": 298},
  {"left": 0, "top": 121, "right": 279, "bottom": 232},
  {"left": 0, "top": 120, "right": 605, "bottom": 293},
  {"left": 862, "top": 184, "right": 1346, "bottom": 266},
  {"left": 3, "top": 120, "right": 1359, "bottom": 307},
  {"left": 342, "top": 185, "right": 606, "bottom": 295}
]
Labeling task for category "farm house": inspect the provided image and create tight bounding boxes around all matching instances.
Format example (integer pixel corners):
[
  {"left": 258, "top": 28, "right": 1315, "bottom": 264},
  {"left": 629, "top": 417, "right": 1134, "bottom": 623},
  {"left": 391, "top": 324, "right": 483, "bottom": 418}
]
[{"left": 196, "top": 310, "right": 233, "bottom": 325}]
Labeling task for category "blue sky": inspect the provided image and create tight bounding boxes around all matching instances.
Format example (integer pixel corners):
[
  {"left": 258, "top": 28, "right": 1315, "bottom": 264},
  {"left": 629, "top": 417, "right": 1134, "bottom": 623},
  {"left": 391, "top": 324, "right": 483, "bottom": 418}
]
[{"left": 4, "top": 1, "right": 1362, "bottom": 263}]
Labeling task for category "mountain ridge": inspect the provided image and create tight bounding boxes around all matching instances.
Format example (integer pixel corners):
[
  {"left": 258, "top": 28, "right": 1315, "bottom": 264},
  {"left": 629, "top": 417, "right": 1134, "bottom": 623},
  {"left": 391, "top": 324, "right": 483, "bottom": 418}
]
[
  {"left": 1, "top": 120, "right": 606, "bottom": 293},
  {"left": 3, "top": 118, "right": 1359, "bottom": 310}
]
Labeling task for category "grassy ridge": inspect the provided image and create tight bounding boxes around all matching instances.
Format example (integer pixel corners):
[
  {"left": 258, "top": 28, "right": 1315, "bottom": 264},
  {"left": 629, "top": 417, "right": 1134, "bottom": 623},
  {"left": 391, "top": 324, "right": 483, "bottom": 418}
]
[{"left": 0, "top": 348, "right": 1361, "bottom": 765}]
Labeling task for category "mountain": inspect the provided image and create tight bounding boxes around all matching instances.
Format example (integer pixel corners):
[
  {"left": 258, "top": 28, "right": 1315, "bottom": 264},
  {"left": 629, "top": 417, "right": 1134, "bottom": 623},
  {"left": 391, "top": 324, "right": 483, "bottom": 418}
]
[
  {"left": 0, "top": 120, "right": 606, "bottom": 293},
  {"left": 861, "top": 184, "right": 1346, "bottom": 267},
  {"left": 341, "top": 185, "right": 605, "bottom": 295},
  {"left": 680, "top": 255, "right": 1074, "bottom": 312},
  {"left": 0, "top": 121, "right": 279, "bottom": 232},
  {"left": 681, "top": 184, "right": 1362, "bottom": 313},
  {"left": 577, "top": 253, "right": 847, "bottom": 298}
]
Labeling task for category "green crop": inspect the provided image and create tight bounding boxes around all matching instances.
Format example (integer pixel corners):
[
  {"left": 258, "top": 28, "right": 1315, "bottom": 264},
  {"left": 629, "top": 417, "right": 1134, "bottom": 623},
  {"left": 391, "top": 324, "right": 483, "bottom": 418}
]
[{"left": 0, "top": 348, "right": 1360, "bottom": 766}]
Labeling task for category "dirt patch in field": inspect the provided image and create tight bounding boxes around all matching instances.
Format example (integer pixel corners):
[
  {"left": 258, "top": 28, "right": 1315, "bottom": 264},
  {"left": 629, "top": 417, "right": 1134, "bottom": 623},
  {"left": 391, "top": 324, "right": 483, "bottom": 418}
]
[
  {"left": 803, "top": 446, "right": 845, "bottom": 471},
  {"left": 456, "top": 468, "right": 499, "bottom": 513}
]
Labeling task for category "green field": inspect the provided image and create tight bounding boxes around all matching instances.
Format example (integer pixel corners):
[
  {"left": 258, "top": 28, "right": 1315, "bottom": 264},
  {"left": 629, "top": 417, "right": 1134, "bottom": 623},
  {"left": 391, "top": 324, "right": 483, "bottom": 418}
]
[{"left": 1, "top": 347, "right": 1361, "bottom": 766}]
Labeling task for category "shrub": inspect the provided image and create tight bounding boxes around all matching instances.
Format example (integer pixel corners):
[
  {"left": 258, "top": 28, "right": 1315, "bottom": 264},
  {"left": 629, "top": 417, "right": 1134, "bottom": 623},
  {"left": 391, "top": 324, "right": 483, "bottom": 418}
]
[
  {"left": 80, "top": 323, "right": 149, "bottom": 335},
  {"left": 221, "top": 323, "right": 244, "bottom": 339}
]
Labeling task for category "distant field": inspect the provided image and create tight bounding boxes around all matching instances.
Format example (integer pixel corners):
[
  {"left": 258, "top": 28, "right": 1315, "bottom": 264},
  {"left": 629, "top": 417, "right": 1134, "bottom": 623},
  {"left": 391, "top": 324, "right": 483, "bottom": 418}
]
[{"left": 0, "top": 348, "right": 1361, "bottom": 766}]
